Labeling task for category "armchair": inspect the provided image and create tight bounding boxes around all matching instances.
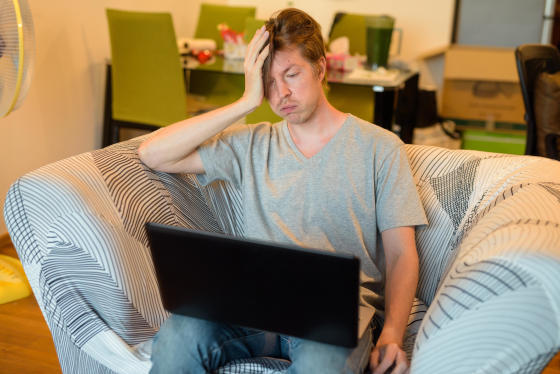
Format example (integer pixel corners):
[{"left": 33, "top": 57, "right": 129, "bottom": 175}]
[{"left": 4, "top": 137, "right": 560, "bottom": 373}]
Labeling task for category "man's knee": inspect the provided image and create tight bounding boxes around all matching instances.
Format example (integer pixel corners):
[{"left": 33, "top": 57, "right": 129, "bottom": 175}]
[
  {"left": 154, "top": 314, "right": 221, "bottom": 351},
  {"left": 287, "top": 339, "right": 350, "bottom": 373},
  {"left": 150, "top": 314, "right": 222, "bottom": 373},
  {"left": 286, "top": 333, "right": 371, "bottom": 374}
]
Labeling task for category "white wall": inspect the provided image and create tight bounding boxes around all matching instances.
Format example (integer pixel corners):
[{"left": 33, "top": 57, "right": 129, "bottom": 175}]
[{"left": 0, "top": 0, "right": 224, "bottom": 234}]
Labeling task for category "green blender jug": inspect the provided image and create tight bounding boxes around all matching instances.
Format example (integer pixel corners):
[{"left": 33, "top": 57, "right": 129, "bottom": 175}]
[{"left": 365, "top": 15, "right": 401, "bottom": 70}]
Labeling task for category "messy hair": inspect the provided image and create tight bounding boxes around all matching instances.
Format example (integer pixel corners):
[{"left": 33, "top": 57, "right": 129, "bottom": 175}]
[{"left": 262, "top": 8, "right": 326, "bottom": 98}]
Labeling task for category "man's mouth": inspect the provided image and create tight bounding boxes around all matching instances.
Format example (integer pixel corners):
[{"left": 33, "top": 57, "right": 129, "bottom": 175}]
[{"left": 281, "top": 104, "right": 297, "bottom": 114}]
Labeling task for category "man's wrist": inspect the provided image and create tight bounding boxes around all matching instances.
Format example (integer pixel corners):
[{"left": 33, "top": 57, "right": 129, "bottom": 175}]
[
  {"left": 377, "top": 325, "right": 404, "bottom": 347},
  {"left": 237, "top": 95, "right": 261, "bottom": 115}
]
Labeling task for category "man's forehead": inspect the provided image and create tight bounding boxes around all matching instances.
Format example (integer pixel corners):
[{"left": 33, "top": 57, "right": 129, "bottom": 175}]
[{"left": 270, "top": 47, "right": 307, "bottom": 73}]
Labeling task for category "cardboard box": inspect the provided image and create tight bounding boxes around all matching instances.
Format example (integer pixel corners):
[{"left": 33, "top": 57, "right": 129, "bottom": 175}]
[{"left": 441, "top": 45, "right": 525, "bottom": 125}]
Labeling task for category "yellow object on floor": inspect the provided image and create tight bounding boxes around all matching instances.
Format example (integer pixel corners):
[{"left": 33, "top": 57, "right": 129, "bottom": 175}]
[{"left": 0, "top": 254, "right": 31, "bottom": 304}]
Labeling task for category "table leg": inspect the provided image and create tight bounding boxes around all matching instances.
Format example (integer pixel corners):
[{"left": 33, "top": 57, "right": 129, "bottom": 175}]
[
  {"left": 373, "top": 72, "right": 420, "bottom": 143},
  {"left": 102, "top": 65, "right": 113, "bottom": 148},
  {"left": 373, "top": 90, "right": 396, "bottom": 131},
  {"left": 395, "top": 73, "right": 420, "bottom": 144}
]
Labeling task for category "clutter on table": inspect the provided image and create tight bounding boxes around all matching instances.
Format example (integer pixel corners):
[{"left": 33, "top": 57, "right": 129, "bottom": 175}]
[
  {"left": 219, "top": 23, "right": 246, "bottom": 60},
  {"left": 326, "top": 36, "right": 364, "bottom": 72},
  {"left": 326, "top": 35, "right": 403, "bottom": 84},
  {"left": 345, "top": 66, "right": 400, "bottom": 83},
  {"left": 177, "top": 37, "right": 215, "bottom": 63}
]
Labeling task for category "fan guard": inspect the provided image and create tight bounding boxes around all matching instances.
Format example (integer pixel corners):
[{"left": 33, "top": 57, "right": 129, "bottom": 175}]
[{"left": 0, "top": 0, "right": 34, "bottom": 117}]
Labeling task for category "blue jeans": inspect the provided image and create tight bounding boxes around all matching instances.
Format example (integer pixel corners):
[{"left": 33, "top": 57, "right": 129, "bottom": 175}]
[{"left": 150, "top": 314, "right": 374, "bottom": 374}]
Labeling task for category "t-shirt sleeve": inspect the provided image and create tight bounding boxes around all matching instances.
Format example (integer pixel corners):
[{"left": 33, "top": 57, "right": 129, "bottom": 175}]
[
  {"left": 196, "top": 124, "right": 252, "bottom": 188},
  {"left": 375, "top": 144, "right": 428, "bottom": 232}
]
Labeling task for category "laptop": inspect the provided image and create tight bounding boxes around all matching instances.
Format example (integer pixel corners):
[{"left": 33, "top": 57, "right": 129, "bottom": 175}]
[{"left": 146, "top": 222, "right": 374, "bottom": 348}]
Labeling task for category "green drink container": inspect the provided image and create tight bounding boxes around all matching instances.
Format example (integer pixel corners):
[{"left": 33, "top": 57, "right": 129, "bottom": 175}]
[{"left": 365, "top": 15, "right": 401, "bottom": 70}]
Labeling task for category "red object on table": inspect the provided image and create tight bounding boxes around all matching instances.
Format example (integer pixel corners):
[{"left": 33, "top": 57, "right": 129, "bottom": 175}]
[{"left": 197, "top": 50, "right": 212, "bottom": 64}]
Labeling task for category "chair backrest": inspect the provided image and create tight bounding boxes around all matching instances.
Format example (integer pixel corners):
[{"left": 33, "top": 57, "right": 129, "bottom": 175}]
[
  {"left": 243, "top": 17, "right": 265, "bottom": 44},
  {"left": 328, "top": 12, "right": 366, "bottom": 55},
  {"left": 194, "top": 4, "right": 255, "bottom": 50},
  {"left": 107, "top": 9, "right": 187, "bottom": 127},
  {"left": 515, "top": 44, "right": 560, "bottom": 156}
]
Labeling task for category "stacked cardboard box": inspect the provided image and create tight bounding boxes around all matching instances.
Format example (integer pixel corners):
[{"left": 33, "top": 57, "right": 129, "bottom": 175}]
[{"left": 441, "top": 45, "right": 526, "bottom": 154}]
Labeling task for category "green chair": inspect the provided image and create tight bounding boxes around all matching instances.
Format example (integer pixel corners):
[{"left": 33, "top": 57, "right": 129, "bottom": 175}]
[
  {"left": 189, "top": 4, "right": 256, "bottom": 113},
  {"left": 326, "top": 12, "right": 373, "bottom": 123},
  {"left": 246, "top": 100, "right": 282, "bottom": 124},
  {"left": 243, "top": 17, "right": 265, "bottom": 44},
  {"left": 194, "top": 3, "right": 255, "bottom": 50},
  {"left": 104, "top": 9, "right": 187, "bottom": 147},
  {"left": 328, "top": 12, "right": 367, "bottom": 55}
]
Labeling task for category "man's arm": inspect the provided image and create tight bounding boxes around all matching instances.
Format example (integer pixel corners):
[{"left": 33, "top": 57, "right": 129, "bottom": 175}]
[
  {"left": 370, "top": 226, "right": 418, "bottom": 374},
  {"left": 137, "top": 26, "right": 270, "bottom": 174}
]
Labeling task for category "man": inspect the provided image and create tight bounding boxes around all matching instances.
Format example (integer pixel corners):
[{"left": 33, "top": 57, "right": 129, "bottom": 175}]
[{"left": 139, "top": 8, "right": 427, "bottom": 374}]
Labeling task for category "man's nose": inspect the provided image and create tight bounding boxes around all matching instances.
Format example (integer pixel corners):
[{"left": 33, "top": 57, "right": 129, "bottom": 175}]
[{"left": 277, "top": 80, "right": 291, "bottom": 98}]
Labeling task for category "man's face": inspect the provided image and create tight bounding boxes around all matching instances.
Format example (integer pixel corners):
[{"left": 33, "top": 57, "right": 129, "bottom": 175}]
[{"left": 266, "top": 47, "right": 325, "bottom": 125}]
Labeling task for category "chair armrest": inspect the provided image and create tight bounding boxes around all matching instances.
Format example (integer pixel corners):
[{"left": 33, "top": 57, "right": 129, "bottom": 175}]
[
  {"left": 3, "top": 136, "right": 227, "bottom": 373},
  {"left": 411, "top": 179, "right": 560, "bottom": 373}
]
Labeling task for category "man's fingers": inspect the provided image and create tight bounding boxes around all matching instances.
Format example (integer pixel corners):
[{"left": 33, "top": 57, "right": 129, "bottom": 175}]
[
  {"left": 255, "top": 44, "right": 270, "bottom": 67},
  {"left": 246, "top": 25, "right": 265, "bottom": 50},
  {"left": 245, "top": 26, "right": 268, "bottom": 64},
  {"left": 390, "top": 359, "right": 408, "bottom": 374},
  {"left": 245, "top": 35, "right": 268, "bottom": 74},
  {"left": 372, "top": 348, "right": 397, "bottom": 374},
  {"left": 371, "top": 344, "right": 409, "bottom": 374},
  {"left": 369, "top": 348, "right": 380, "bottom": 369},
  {"left": 389, "top": 352, "right": 409, "bottom": 374}
]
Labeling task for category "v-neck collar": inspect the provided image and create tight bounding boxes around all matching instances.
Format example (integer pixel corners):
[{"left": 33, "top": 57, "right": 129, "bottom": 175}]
[{"left": 282, "top": 114, "right": 351, "bottom": 162}]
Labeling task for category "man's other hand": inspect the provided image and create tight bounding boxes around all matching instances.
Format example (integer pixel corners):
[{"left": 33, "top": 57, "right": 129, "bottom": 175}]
[{"left": 369, "top": 342, "right": 409, "bottom": 374}]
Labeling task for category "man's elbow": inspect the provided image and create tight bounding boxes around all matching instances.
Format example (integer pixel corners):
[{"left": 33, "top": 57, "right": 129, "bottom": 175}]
[{"left": 137, "top": 141, "right": 159, "bottom": 170}]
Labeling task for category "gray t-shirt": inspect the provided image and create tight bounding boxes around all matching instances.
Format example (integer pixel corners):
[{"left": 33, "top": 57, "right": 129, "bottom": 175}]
[{"left": 197, "top": 114, "right": 427, "bottom": 312}]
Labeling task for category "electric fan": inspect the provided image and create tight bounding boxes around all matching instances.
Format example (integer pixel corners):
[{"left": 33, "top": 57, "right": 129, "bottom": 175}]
[
  {"left": 0, "top": 0, "right": 35, "bottom": 304},
  {"left": 0, "top": 0, "right": 34, "bottom": 117}
]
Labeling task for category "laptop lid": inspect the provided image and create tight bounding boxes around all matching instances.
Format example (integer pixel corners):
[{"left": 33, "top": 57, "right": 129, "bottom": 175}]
[{"left": 146, "top": 222, "right": 363, "bottom": 348}]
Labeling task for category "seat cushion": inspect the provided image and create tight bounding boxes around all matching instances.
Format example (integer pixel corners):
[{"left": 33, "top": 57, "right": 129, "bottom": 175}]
[{"left": 215, "top": 357, "right": 291, "bottom": 374}]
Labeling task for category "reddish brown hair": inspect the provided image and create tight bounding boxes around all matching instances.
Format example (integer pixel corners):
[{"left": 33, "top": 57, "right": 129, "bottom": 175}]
[{"left": 262, "top": 8, "right": 326, "bottom": 98}]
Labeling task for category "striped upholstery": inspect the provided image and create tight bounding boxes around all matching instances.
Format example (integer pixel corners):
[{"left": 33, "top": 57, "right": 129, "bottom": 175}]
[
  {"left": 408, "top": 146, "right": 560, "bottom": 373},
  {"left": 3, "top": 137, "right": 560, "bottom": 373}
]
